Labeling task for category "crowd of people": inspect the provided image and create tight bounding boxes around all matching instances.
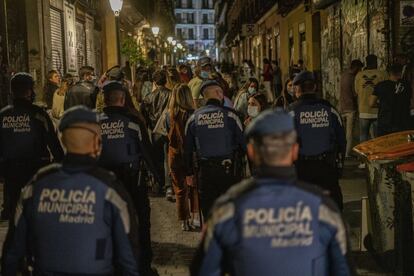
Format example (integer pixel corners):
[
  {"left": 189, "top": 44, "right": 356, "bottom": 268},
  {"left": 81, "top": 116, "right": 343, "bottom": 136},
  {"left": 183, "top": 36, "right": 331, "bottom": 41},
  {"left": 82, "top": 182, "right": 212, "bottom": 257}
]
[
  {"left": 340, "top": 54, "right": 413, "bottom": 167},
  {"left": 0, "top": 52, "right": 412, "bottom": 275}
]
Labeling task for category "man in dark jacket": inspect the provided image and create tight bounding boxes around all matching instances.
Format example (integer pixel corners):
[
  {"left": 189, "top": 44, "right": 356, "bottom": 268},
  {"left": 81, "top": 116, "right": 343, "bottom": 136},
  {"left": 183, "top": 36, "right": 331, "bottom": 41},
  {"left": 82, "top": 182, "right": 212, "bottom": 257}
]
[
  {"left": 0, "top": 73, "right": 64, "bottom": 221},
  {"left": 99, "top": 81, "right": 159, "bottom": 275},
  {"left": 141, "top": 69, "right": 171, "bottom": 194},
  {"left": 191, "top": 110, "right": 353, "bottom": 276},
  {"left": 1, "top": 106, "right": 140, "bottom": 275},
  {"left": 64, "top": 66, "right": 96, "bottom": 110}
]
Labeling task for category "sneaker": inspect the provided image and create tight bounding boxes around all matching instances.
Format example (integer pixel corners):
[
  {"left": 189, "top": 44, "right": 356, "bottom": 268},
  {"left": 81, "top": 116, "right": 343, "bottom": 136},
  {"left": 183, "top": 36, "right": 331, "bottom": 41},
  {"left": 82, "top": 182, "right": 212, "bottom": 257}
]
[
  {"left": 166, "top": 188, "right": 175, "bottom": 202},
  {"left": 181, "top": 220, "right": 190, "bottom": 231},
  {"left": 358, "top": 163, "right": 366, "bottom": 169}
]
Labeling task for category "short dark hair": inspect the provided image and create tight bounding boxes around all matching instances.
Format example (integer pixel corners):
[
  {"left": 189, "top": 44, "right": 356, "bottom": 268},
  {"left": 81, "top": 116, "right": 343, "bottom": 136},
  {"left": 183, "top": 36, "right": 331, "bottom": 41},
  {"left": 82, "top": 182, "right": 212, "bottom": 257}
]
[
  {"left": 350, "top": 59, "right": 364, "bottom": 70},
  {"left": 152, "top": 70, "right": 167, "bottom": 86},
  {"left": 79, "top": 66, "right": 94, "bottom": 79},
  {"left": 388, "top": 64, "right": 403, "bottom": 76},
  {"left": 104, "top": 89, "right": 125, "bottom": 106}
]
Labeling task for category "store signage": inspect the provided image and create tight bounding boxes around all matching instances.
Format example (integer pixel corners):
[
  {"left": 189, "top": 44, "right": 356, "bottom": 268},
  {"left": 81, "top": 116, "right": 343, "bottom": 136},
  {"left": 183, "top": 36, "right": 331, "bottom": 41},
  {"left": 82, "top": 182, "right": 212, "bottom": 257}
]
[
  {"left": 242, "top": 24, "right": 258, "bottom": 37},
  {"left": 64, "top": 2, "right": 77, "bottom": 73},
  {"left": 313, "top": 0, "right": 340, "bottom": 9}
]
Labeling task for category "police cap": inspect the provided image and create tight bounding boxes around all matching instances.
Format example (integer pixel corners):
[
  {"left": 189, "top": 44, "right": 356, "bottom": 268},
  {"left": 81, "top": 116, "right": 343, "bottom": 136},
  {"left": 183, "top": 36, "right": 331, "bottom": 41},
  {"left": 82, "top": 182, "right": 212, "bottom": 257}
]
[
  {"left": 198, "top": 56, "right": 212, "bottom": 67},
  {"left": 59, "top": 106, "right": 100, "bottom": 132},
  {"left": 102, "top": 81, "right": 128, "bottom": 95},
  {"left": 200, "top": 80, "right": 221, "bottom": 96},
  {"left": 10, "top": 72, "right": 35, "bottom": 95},
  {"left": 292, "top": 71, "right": 315, "bottom": 85},
  {"left": 245, "top": 109, "right": 295, "bottom": 139}
]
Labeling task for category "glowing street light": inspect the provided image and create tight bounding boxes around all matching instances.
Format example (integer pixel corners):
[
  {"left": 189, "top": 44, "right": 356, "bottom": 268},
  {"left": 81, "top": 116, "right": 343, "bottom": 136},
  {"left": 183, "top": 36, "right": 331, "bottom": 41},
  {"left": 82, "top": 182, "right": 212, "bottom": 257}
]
[
  {"left": 109, "top": 0, "right": 123, "bottom": 64},
  {"left": 171, "top": 40, "right": 177, "bottom": 46},
  {"left": 109, "top": 0, "right": 123, "bottom": 16},
  {"left": 167, "top": 36, "right": 173, "bottom": 44},
  {"left": 206, "top": 49, "right": 210, "bottom": 56},
  {"left": 177, "top": 43, "right": 183, "bottom": 50},
  {"left": 151, "top": 26, "right": 160, "bottom": 37}
]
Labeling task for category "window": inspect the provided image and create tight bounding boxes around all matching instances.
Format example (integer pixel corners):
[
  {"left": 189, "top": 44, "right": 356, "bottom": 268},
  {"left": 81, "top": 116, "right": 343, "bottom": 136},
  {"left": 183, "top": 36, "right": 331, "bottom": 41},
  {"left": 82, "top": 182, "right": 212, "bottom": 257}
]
[
  {"left": 188, "top": 13, "right": 194, "bottom": 23},
  {"left": 203, "top": 29, "right": 209, "bottom": 40},
  {"left": 177, "top": 28, "right": 183, "bottom": 39},
  {"left": 202, "top": 14, "right": 208, "bottom": 24},
  {"left": 175, "top": 13, "right": 179, "bottom": 23},
  {"left": 189, "top": 28, "right": 194, "bottom": 40}
]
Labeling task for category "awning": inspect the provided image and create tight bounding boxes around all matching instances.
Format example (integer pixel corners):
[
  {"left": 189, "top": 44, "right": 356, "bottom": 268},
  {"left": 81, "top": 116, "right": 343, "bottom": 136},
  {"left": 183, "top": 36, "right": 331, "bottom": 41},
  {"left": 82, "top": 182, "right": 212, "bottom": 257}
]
[{"left": 313, "top": 0, "right": 341, "bottom": 9}]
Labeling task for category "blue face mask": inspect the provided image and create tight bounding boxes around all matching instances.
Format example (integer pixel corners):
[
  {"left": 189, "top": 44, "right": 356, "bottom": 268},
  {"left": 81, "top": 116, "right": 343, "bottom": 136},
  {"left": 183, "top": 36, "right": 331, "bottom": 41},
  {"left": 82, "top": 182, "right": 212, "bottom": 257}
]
[
  {"left": 248, "top": 87, "right": 256, "bottom": 95},
  {"left": 200, "top": 71, "right": 209, "bottom": 79}
]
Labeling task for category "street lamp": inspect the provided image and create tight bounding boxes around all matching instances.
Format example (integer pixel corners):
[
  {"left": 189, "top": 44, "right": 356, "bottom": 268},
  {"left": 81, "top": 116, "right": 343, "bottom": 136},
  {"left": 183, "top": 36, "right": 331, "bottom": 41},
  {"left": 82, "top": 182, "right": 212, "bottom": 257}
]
[
  {"left": 109, "top": 0, "right": 123, "bottom": 16},
  {"left": 206, "top": 49, "right": 210, "bottom": 56},
  {"left": 171, "top": 40, "right": 177, "bottom": 46},
  {"left": 109, "top": 0, "right": 123, "bottom": 64},
  {"left": 151, "top": 26, "right": 160, "bottom": 37},
  {"left": 167, "top": 36, "right": 173, "bottom": 44},
  {"left": 177, "top": 43, "right": 183, "bottom": 50}
]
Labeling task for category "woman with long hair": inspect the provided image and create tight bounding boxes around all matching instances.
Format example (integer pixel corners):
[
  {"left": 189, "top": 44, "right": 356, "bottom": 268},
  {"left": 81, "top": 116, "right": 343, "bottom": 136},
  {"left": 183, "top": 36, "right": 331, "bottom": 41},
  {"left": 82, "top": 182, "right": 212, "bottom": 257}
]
[
  {"left": 167, "top": 84, "right": 195, "bottom": 230},
  {"left": 274, "top": 78, "right": 295, "bottom": 110}
]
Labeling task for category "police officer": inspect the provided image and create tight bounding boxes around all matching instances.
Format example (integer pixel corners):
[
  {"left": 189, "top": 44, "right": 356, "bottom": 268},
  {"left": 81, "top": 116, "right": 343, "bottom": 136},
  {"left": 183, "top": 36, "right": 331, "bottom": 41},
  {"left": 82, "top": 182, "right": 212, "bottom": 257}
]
[
  {"left": 0, "top": 73, "right": 64, "bottom": 220},
  {"left": 191, "top": 110, "right": 353, "bottom": 276},
  {"left": 289, "top": 71, "right": 346, "bottom": 209},
  {"left": 1, "top": 106, "right": 140, "bottom": 275},
  {"left": 99, "top": 81, "right": 157, "bottom": 276},
  {"left": 184, "top": 80, "right": 246, "bottom": 218}
]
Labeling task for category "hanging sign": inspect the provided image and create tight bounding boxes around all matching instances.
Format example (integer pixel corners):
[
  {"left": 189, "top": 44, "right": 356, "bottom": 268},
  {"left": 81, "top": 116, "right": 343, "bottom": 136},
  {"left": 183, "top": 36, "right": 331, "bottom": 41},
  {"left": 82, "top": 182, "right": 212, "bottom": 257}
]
[{"left": 64, "top": 2, "right": 77, "bottom": 73}]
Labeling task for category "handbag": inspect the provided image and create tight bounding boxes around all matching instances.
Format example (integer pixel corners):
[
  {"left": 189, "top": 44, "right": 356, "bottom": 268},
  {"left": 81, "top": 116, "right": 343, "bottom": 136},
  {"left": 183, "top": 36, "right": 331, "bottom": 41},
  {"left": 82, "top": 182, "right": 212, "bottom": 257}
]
[{"left": 152, "top": 108, "right": 168, "bottom": 136}]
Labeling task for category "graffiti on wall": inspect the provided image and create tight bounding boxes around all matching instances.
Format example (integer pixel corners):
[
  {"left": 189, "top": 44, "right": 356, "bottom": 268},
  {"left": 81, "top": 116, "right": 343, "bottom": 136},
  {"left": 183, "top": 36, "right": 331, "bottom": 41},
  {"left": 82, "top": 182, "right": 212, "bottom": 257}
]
[
  {"left": 321, "top": 0, "right": 390, "bottom": 106},
  {"left": 321, "top": 5, "right": 341, "bottom": 105},
  {"left": 368, "top": 0, "right": 388, "bottom": 68},
  {"left": 341, "top": 0, "right": 368, "bottom": 69}
]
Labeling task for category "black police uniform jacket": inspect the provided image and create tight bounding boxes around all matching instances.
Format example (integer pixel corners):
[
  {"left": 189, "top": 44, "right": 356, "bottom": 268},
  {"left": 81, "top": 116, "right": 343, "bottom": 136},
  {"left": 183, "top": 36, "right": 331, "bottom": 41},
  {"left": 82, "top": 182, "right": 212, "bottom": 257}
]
[
  {"left": 99, "top": 106, "right": 157, "bottom": 177},
  {"left": 289, "top": 94, "right": 346, "bottom": 157},
  {"left": 0, "top": 98, "right": 64, "bottom": 166},
  {"left": 1, "top": 154, "right": 140, "bottom": 275},
  {"left": 184, "top": 99, "right": 246, "bottom": 173}
]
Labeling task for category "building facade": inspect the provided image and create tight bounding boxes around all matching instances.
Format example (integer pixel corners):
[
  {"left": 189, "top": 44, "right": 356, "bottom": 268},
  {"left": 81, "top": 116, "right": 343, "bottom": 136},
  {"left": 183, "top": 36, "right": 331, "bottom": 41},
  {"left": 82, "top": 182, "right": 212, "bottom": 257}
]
[
  {"left": 216, "top": 0, "right": 412, "bottom": 106},
  {"left": 174, "top": 0, "right": 216, "bottom": 59},
  {"left": 0, "top": 0, "right": 175, "bottom": 105}
]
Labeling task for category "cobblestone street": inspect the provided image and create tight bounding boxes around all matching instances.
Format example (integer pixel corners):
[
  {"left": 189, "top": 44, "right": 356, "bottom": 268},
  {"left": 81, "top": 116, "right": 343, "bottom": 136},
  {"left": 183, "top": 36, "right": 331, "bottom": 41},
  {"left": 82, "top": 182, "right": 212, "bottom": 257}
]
[
  {"left": 151, "top": 197, "right": 200, "bottom": 276},
  {"left": 0, "top": 161, "right": 394, "bottom": 275}
]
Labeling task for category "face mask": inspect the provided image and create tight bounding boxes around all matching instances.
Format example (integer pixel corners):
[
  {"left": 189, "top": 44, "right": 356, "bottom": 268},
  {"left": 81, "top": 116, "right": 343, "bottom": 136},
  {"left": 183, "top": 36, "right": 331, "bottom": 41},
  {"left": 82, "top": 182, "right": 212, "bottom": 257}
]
[
  {"left": 248, "top": 87, "right": 256, "bottom": 95},
  {"left": 200, "top": 71, "right": 209, "bottom": 79},
  {"left": 247, "top": 105, "right": 259, "bottom": 118}
]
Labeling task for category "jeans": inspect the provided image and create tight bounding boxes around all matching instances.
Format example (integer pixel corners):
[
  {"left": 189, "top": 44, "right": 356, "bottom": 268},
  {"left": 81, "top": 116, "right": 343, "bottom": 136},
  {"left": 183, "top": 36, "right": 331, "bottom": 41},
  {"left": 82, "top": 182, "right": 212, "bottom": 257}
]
[
  {"left": 341, "top": 112, "right": 355, "bottom": 157},
  {"left": 359, "top": 118, "right": 377, "bottom": 143}
]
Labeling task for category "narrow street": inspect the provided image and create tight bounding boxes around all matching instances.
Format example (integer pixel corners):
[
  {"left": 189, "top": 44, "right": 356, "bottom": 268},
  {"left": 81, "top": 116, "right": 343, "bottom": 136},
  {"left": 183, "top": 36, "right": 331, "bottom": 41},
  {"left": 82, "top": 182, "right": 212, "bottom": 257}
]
[{"left": 0, "top": 160, "right": 396, "bottom": 275}]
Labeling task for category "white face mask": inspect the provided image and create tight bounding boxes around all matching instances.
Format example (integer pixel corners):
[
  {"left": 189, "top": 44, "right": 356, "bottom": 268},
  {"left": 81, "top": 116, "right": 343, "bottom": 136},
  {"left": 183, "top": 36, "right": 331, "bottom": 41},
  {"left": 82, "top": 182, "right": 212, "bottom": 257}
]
[
  {"left": 247, "top": 105, "right": 259, "bottom": 118},
  {"left": 248, "top": 87, "right": 256, "bottom": 94}
]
